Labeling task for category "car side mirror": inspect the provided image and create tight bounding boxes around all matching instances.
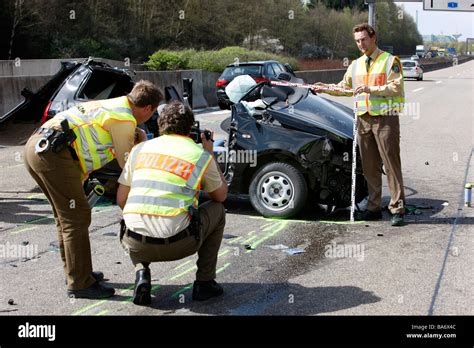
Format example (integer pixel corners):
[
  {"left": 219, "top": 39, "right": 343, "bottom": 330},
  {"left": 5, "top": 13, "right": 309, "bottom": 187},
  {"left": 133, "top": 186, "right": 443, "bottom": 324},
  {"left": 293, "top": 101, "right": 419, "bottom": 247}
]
[{"left": 277, "top": 72, "right": 292, "bottom": 81}]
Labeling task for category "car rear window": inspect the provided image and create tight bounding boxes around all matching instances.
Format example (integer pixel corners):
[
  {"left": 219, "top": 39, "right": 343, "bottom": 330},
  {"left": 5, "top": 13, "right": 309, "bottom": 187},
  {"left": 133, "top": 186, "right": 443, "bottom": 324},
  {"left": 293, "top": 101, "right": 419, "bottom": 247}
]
[
  {"left": 402, "top": 61, "right": 416, "bottom": 68},
  {"left": 221, "top": 65, "right": 263, "bottom": 79},
  {"left": 77, "top": 70, "right": 133, "bottom": 100}
]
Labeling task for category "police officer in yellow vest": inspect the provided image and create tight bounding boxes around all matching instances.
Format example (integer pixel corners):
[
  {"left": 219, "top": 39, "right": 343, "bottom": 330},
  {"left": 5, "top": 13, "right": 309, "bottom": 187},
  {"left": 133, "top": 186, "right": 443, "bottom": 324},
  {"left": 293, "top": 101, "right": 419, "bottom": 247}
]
[
  {"left": 24, "top": 80, "right": 164, "bottom": 299},
  {"left": 313, "top": 23, "right": 406, "bottom": 226},
  {"left": 117, "top": 101, "right": 227, "bottom": 306}
]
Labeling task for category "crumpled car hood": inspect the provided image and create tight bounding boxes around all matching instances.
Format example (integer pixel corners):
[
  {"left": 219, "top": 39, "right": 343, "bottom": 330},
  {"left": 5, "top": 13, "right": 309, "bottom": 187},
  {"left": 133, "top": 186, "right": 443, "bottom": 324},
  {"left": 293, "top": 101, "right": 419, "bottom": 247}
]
[{"left": 271, "top": 94, "right": 355, "bottom": 140}]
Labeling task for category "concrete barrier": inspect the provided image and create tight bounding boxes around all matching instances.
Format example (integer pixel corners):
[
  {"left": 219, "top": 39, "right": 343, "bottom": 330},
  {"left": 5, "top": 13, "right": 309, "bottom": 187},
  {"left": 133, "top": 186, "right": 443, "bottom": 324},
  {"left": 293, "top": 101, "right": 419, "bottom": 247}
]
[
  {"left": 0, "top": 58, "right": 142, "bottom": 77},
  {"left": 1, "top": 56, "right": 472, "bottom": 117},
  {"left": 295, "top": 69, "right": 346, "bottom": 84},
  {"left": 136, "top": 70, "right": 208, "bottom": 109},
  {"left": 0, "top": 75, "right": 52, "bottom": 118}
]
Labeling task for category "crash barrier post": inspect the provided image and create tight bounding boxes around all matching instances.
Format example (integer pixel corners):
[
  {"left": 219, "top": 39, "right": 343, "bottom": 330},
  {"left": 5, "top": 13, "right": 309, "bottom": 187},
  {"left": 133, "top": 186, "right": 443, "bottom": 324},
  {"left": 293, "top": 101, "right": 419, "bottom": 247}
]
[{"left": 183, "top": 78, "right": 194, "bottom": 109}]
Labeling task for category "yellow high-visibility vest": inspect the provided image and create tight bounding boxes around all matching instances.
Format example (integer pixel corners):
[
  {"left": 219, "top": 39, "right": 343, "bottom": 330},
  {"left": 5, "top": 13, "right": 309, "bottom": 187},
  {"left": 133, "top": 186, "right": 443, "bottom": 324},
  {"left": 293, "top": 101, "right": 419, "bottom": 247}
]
[
  {"left": 58, "top": 96, "right": 136, "bottom": 175},
  {"left": 123, "top": 134, "right": 212, "bottom": 217},
  {"left": 351, "top": 51, "right": 405, "bottom": 116}
]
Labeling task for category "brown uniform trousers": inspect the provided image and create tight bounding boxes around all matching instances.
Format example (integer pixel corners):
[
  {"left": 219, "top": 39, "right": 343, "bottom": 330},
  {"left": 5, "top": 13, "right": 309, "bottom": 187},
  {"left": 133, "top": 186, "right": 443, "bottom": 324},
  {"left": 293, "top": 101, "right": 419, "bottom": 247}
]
[
  {"left": 357, "top": 113, "right": 405, "bottom": 214},
  {"left": 24, "top": 133, "right": 96, "bottom": 290},
  {"left": 121, "top": 200, "right": 225, "bottom": 282}
]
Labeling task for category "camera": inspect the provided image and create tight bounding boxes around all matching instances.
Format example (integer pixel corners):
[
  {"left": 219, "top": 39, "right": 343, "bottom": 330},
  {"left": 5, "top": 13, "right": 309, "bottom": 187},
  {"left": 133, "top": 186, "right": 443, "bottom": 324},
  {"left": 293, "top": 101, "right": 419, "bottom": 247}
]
[{"left": 190, "top": 121, "right": 212, "bottom": 144}]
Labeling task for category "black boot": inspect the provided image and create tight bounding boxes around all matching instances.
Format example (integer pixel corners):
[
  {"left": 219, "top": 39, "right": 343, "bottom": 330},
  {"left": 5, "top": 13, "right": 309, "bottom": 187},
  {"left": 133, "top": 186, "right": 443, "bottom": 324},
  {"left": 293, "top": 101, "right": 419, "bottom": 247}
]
[
  {"left": 132, "top": 268, "right": 151, "bottom": 306},
  {"left": 192, "top": 280, "right": 224, "bottom": 301},
  {"left": 67, "top": 281, "right": 115, "bottom": 299}
]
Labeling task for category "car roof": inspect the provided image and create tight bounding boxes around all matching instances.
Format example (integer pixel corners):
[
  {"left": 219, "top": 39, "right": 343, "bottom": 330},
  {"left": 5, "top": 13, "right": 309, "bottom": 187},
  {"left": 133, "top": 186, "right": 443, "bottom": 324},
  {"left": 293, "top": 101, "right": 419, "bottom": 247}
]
[{"left": 226, "top": 60, "right": 280, "bottom": 67}]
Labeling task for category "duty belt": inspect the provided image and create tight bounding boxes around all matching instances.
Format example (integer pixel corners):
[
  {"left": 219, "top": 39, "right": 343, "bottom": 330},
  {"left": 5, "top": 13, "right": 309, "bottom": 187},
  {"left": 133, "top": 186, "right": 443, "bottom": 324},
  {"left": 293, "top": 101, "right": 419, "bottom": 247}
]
[{"left": 126, "top": 227, "right": 192, "bottom": 245}]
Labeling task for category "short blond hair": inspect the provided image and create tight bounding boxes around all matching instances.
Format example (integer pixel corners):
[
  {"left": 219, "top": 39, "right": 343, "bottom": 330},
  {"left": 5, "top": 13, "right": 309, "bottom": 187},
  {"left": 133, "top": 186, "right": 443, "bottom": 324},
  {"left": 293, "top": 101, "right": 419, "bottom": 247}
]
[{"left": 127, "top": 80, "right": 163, "bottom": 109}]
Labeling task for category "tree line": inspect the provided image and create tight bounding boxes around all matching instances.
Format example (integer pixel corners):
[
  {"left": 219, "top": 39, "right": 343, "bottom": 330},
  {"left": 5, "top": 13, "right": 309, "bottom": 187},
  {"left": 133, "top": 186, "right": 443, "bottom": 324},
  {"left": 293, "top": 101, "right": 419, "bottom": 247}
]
[{"left": 0, "top": 0, "right": 422, "bottom": 64}]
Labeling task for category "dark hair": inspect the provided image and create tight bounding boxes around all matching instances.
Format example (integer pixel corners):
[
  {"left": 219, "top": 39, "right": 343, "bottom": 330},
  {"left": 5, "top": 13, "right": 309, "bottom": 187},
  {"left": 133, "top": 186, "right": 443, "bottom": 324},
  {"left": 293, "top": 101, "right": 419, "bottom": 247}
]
[
  {"left": 158, "top": 101, "right": 195, "bottom": 136},
  {"left": 352, "top": 23, "right": 376, "bottom": 38},
  {"left": 127, "top": 80, "right": 163, "bottom": 109}
]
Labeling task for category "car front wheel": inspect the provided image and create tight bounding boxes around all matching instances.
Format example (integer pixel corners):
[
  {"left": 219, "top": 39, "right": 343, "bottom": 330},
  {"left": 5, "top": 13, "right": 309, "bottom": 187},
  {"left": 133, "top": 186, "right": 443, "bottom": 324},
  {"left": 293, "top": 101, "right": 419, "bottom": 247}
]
[{"left": 249, "top": 162, "right": 307, "bottom": 218}]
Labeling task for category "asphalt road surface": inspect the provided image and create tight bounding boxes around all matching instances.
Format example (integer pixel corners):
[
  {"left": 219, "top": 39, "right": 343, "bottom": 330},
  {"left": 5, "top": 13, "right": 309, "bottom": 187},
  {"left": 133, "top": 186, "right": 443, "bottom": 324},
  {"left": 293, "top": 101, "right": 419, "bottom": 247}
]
[{"left": 0, "top": 61, "right": 472, "bottom": 316}]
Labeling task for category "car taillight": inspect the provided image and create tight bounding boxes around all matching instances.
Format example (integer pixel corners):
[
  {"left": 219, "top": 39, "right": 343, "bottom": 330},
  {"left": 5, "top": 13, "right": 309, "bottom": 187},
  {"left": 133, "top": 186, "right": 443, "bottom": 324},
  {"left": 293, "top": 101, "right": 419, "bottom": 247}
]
[
  {"left": 41, "top": 100, "right": 52, "bottom": 125},
  {"left": 216, "top": 79, "right": 227, "bottom": 88},
  {"left": 254, "top": 77, "right": 270, "bottom": 84}
]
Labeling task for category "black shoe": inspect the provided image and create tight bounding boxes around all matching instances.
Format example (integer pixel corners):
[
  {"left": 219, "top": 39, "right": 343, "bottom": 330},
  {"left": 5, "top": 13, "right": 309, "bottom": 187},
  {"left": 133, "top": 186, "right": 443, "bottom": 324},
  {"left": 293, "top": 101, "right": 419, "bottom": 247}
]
[
  {"left": 67, "top": 281, "right": 115, "bottom": 299},
  {"left": 356, "top": 210, "right": 382, "bottom": 221},
  {"left": 192, "top": 280, "right": 224, "bottom": 301},
  {"left": 391, "top": 213, "right": 404, "bottom": 226},
  {"left": 65, "top": 271, "right": 104, "bottom": 285},
  {"left": 132, "top": 268, "right": 151, "bottom": 306}
]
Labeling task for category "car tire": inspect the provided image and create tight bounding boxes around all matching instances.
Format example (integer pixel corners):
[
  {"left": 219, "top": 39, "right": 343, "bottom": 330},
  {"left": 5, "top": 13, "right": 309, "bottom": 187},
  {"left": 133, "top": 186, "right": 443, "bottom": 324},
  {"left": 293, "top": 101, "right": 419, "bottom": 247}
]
[
  {"left": 249, "top": 162, "right": 307, "bottom": 218},
  {"left": 417, "top": 74, "right": 423, "bottom": 81}
]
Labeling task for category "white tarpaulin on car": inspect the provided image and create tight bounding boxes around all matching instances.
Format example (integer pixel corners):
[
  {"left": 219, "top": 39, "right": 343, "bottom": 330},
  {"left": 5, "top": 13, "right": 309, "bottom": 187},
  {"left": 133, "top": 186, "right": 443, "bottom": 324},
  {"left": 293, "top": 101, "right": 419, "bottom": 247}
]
[{"left": 225, "top": 75, "right": 256, "bottom": 103}]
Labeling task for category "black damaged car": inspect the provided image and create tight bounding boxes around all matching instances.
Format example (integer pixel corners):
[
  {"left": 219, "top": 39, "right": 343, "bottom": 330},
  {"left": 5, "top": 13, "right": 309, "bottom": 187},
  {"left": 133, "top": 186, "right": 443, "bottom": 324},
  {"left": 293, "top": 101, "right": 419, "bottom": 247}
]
[{"left": 219, "top": 74, "right": 368, "bottom": 218}]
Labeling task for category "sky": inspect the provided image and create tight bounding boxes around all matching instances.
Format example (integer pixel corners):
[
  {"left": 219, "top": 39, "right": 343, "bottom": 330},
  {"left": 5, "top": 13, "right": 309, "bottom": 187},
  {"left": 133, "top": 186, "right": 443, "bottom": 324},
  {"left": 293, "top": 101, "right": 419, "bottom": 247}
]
[{"left": 394, "top": 1, "right": 474, "bottom": 40}]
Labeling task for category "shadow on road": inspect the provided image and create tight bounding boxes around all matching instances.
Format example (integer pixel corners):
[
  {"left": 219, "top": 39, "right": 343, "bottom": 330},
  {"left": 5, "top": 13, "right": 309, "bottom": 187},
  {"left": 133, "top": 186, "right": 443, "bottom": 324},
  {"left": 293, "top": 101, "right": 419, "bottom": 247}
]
[{"left": 105, "top": 281, "right": 381, "bottom": 315}]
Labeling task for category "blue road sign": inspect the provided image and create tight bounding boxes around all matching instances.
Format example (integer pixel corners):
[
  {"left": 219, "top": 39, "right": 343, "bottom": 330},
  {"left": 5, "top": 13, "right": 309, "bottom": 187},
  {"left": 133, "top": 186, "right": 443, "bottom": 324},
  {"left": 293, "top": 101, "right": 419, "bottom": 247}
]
[{"left": 447, "top": 2, "right": 458, "bottom": 8}]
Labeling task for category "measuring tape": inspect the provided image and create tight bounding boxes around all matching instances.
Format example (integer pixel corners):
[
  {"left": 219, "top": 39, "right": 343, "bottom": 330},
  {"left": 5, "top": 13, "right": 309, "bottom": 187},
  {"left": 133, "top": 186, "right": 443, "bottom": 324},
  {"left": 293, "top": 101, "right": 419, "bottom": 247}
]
[
  {"left": 269, "top": 80, "right": 354, "bottom": 94},
  {"left": 270, "top": 80, "right": 359, "bottom": 221}
]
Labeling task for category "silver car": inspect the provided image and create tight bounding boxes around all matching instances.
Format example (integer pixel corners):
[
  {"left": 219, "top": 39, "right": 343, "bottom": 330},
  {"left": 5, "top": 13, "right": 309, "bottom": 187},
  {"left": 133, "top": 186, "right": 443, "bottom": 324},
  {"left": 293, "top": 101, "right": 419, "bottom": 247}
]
[{"left": 401, "top": 59, "right": 423, "bottom": 81}]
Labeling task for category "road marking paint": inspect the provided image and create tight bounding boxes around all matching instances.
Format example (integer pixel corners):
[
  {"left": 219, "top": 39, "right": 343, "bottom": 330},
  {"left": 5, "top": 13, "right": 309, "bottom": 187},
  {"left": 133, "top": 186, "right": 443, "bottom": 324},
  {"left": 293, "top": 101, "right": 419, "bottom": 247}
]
[
  {"left": 216, "top": 262, "right": 231, "bottom": 274},
  {"left": 241, "top": 235, "right": 258, "bottom": 244},
  {"left": 27, "top": 193, "right": 47, "bottom": 200},
  {"left": 96, "top": 310, "right": 109, "bottom": 316},
  {"left": 171, "top": 283, "right": 193, "bottom": 299},
  {"left": 11, "top": 226, "right": 37, "bottom": 235},
  {"left": 412, "top": 87, "right": 424, "bottom": 92},
  {"left": 246, "top": 221, "right": 289, "bottom": 252},
  {"left": 6, "top": 164, "right": 23, "bottom": 169},
  {"left": 174, "top": 260, "right": 193, "bottom": 270},
  {"left": 435, "top": 81, "right": 442, "bottom": 84},
  {"left": 226, "top": 236, "right": 243, "bottom": 244},
  {"left": 25, "top": 216, "right": 54, "bottom": 224},
  {"left": 168, "top": 265, "right": 197, "bottom": 281},
  {"left": 73, "top": 300, "right": 108, "bottom": 315},
  {"left": 247, "top": 216, "right": 312, "bottom": 224},
  {"left": 218, "top": 248, "right": 230, "bottom": 257},
  {"left": 318, "top": 220, "right": 366, "bottom": 225}
]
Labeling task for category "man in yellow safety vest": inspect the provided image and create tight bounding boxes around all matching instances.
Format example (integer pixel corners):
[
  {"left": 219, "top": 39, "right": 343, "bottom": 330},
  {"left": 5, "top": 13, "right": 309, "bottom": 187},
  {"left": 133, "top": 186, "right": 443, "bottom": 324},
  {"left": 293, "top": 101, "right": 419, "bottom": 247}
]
[
  {"left": 117, "top": 101, "right": 228, "bottom": 306},
  {"left": 313, "top": 23, "right": 406, "bottom": 226},
  {"left": 24, "top": 80, "right": 164, "bottom": 299}
]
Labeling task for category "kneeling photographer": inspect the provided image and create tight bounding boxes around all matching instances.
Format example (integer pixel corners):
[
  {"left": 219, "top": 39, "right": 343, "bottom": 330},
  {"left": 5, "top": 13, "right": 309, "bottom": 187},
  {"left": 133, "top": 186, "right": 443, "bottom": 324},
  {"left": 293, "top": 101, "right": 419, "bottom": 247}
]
[{"left": 116, "top": 101, "right": 228, "bottom": 306}]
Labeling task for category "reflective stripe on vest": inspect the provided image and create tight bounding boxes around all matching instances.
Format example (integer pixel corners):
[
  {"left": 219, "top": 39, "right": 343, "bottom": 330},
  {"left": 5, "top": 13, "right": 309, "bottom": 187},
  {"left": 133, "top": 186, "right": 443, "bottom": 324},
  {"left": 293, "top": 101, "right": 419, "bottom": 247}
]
[
  {"left": 123, "top": 135, "right": 212, "bottom": 217},
  {"left": 351, "top": 51, "right": 405, "bottom": 116},
  {"left": 58, "top": 96, "right": 136, "bottom": 174}
]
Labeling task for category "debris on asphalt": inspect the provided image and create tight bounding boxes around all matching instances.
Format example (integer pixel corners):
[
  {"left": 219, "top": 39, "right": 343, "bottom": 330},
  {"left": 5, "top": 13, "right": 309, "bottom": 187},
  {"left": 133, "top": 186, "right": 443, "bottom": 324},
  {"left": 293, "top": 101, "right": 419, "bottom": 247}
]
[
  {"left": 266, "top": 244, "right": 289, "bottom": 250},
  {"left": 284, "top": 248, "right": 306, "bottom": 255},
  {"left": 377, "top": 233, "right": 384, "bottom": 237},
  {"left": 425, "top": 161, "right": 429, "bottom": 165},
  {"left": 365, "top": 225, "right": 369, "bottom": 227},
  {"left": 8, "top": 299, "right": 16, "bottom": 305},
  {"left": 223, "top": 234, "right": 238, "bottom": 239},
  {"left": 442, "top": 202, "right": 449, "bottom": 206},
  {"left": 21, "top": 241, "right": 29, "bottom": 246},
  {"left": 244, "top": 244, "right": 254, "bottom": 250},
  {"left": 115, "top": 261, "right": 121, "bottom": 264}
]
